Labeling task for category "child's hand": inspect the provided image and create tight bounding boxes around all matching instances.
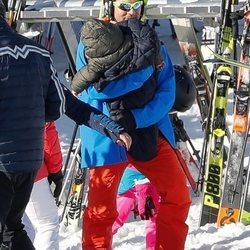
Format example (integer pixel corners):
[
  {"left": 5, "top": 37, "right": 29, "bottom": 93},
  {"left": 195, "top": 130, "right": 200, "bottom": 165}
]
[
  {"left": 135, "top": 182, "right": 159, "bottom": 220},
  {"left": 71, "top": 90, "right": 80, "bottom": 97},
  {"left": 116, "top": 132, "right": 132, "bottom": 151}
]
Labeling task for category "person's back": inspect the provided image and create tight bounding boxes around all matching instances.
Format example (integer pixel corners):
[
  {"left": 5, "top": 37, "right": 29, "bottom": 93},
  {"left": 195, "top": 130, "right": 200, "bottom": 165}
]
[{"left": 0, "top": 17, "right": 63, "bottom": 173}]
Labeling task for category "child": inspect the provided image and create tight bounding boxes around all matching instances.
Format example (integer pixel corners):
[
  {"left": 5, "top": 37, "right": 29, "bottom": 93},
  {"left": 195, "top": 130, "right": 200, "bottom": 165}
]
[
  {"left": 22, "top": 122, "right": 63, "bottom": 250},
  {"left": 112, "top": 165, "right": 159, "bottom": 250}
]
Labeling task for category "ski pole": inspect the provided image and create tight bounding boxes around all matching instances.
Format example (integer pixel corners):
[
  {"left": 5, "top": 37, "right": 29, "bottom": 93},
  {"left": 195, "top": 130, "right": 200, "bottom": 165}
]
[
  {"left": 57, "top": 139, "right": 81, "bottom": 208},
  {"left": 62, "top": 124, "right": 79, "bottom": 177},
  {"left": 171, "top": 114, "right": 201, "bottom": 162},
  {"left": 186, "top": 136, "right": 201, "bottom": 162}
]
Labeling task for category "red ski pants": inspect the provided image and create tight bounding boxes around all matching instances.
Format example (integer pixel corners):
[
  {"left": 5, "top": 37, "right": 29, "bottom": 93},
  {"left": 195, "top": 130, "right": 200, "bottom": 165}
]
[{"left": 82, "top": 136, "right": 191, "bottom": 250}]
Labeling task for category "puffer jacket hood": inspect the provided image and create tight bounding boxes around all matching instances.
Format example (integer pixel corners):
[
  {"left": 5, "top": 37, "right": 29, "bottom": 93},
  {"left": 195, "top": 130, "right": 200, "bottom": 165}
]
[
  {"left": 81, "top": 18, "right": 126, "bottom": 58},
  {"left": 71, "top": 18, "right": 133, "bottom": 94}
]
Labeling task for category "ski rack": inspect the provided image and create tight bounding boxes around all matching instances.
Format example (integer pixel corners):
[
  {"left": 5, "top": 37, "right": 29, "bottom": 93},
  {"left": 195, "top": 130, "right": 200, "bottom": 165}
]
[{"left": 14, "top": 0, "right": 239, "bottom": 23}]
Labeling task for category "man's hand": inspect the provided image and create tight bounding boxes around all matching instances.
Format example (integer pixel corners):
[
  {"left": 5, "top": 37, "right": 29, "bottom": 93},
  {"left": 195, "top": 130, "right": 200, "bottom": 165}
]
[{"left": 116, "top": 132, "right": 132, "bottom": 151}]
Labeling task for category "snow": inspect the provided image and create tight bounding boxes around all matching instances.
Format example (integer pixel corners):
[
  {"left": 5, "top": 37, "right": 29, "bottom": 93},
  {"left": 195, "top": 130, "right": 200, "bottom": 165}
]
[{"left": 51, "top": 19, "right": 250, "bottom": 249}]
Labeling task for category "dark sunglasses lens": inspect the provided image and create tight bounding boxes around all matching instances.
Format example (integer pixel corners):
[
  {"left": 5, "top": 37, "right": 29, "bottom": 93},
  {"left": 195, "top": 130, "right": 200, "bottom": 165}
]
[
  {"left": 119, "top": 3, "right": 131, "bottom": 11},
  {"left": 133, "top": 2, "right": 142, "bottom": 10}
]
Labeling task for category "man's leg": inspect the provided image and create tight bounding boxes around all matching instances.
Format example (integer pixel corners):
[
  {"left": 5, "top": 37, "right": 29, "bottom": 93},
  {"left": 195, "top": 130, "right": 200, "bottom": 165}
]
[
  {"left": 128, "top": 137, "right": 191, "bottom": 250},
  {"left": 2, "top": 170, "right": 37, "bottom": 250},
  {"left": 112, "top": 189, "right": 136, "bottom": 235},
  {"left": 82, "top": 162, "right": 127, "bottom": 250},
  {"left": 0, "top": 172, "right": 15, "bottom": 246}
]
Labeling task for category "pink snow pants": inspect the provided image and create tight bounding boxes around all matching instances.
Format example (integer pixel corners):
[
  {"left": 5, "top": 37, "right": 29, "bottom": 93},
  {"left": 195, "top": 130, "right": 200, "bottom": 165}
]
[
  {"left": 112, "top": 188, "right": 156, "bottom": 250},
  {"left": 82, "top": 136, "right": 191, "bottom": 250}
]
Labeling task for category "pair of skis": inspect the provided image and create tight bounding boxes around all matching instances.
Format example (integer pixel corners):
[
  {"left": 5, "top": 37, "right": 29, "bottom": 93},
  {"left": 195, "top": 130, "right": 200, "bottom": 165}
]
[
  {"left": 172, "top": 0, "right": 250, "bottom": 227},
  {"left": 171, "top": 18, "right": 214, "bottom": 197},
  {"left": 217, "top": 1, "right": 250, "bottom": 226},
  {"left": 199, "top": 0, "right": 237, "bottom": 226},
  {"left": 6, "top": 0, "right": 26, "bottom": 30},
  {"left": 171, "top": 0, "right": 250, "bottom": 227},
  {"left": 171, "top": 18, "right": 212, "bottom": 124}
]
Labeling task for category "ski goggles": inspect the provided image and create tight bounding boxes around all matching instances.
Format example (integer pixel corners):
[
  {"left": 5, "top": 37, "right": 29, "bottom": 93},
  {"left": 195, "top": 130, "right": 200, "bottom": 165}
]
[{"left": 113, "top": 1, "right": 143, "bottom": 12}]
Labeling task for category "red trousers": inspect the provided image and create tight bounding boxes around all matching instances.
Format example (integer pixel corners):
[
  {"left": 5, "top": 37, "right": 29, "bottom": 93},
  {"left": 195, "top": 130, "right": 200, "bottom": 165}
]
[{"left": 82, "top": 137, "right": 191, "bottom": 250}]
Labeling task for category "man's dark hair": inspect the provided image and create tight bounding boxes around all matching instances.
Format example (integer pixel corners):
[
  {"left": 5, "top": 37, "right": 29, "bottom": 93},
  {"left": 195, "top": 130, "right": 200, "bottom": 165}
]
[{"left": 0, "top": 0, "right": 6, "bottom": 18}]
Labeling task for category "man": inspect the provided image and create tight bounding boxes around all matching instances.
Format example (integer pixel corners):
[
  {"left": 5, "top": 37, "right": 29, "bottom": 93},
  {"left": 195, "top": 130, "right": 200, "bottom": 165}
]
[
  {"left": 0, "top": 1, "right": 131, "bottom": 249},
  {"left": 75, "top": 0, "right": 191, "bottom": 249}
]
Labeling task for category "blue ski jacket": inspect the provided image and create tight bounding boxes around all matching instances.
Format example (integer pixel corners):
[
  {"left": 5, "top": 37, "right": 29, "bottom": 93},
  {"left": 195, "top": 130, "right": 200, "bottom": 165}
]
[{"left": 76, "top": 41, "right": 176, "bottom": 168}]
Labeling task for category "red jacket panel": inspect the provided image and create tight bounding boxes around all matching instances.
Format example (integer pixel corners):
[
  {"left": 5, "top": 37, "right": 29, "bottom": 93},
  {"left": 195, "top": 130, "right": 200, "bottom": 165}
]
[{"left": 34, "top": 122, "right": 63, "bottom": 182}]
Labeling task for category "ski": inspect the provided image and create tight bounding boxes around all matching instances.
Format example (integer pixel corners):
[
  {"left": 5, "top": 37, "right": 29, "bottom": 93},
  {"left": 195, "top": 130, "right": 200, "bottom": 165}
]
[
  {"left": 205, "top": 46, "right": 250, "bottom": 69},
  {"left": 199, "top": 0, "right": 238, "bottom": 226},
  {"left": 171, "top": 18, "right": 212, "bottom": 123},
  {"left": 6, "top": 0, "right": 27, "bottom": 31},
  {"left": 99, "top": 0, "right": 112, "bottom": 21},
  {"left": 64, "top": 168, "right": 87, "bottom": 228},
  {"left": 58, "top": 139, "right": 88, "bottom": 229},
  {"left": 44, "top": 22, "right": 56, "bottom": 53},
  {"left": 240, "top": 162, "right": 250, "bottom": 225},
  {"left": 217, "top": 3, "right": 250, "bottom": 227}
]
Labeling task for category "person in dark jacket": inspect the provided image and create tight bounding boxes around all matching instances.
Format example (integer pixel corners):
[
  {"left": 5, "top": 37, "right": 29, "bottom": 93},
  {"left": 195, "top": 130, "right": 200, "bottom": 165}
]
[{"left": 0, "top": 2, "right": 132, "bottom": 249}]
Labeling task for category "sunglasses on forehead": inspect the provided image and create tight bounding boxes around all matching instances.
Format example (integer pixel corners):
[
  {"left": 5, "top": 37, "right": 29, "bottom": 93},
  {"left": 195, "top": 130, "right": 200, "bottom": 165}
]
[{"left": 113, "top": 1, "right": 143, "bottom": 12}]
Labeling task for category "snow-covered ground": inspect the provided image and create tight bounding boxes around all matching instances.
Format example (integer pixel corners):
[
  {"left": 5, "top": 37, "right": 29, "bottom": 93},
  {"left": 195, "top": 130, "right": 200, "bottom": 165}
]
[{"left": 51, "top": 19, "right": 250, "bottom": 249}]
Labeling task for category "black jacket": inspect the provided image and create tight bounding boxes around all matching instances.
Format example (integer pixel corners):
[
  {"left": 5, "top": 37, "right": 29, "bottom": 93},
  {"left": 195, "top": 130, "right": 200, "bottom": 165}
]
[{"left": 0, "top": 18, "right": 124, "bottom": 173}]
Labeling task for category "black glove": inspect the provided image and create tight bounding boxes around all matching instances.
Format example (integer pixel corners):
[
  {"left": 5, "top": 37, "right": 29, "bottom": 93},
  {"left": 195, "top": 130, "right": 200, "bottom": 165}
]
[
  {"left": 144, "top": 196, "right": 157, "bottom": 220},
  {"left": 109, "top": 109, "right": 136, "bottom": 132},
  {"left": 48, "top": 170, "right": 63, "bottom": 199}
]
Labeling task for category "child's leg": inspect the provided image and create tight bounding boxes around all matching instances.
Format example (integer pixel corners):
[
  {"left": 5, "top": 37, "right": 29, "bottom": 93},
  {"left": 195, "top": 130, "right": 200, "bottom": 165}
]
[
  {"left": 112, "top": 189, "right": 136, "bottom": 235},
  {"left": 23, "top": 178, "right": 59, "bottom": 250},
  {"left": 22, "top": 213, "right": 35, "bottom": 243},
  {"left": 82, "top": 162, "right": 127, "bottom": 250},
  {"left": 145, "top": 215, "right": 157, "bottom": 250}
]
